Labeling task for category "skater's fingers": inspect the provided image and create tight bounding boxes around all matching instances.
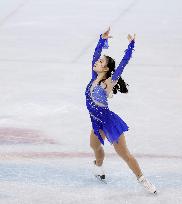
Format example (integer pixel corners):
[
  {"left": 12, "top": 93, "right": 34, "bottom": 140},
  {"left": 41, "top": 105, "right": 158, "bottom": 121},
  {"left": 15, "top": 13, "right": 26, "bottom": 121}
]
[
  {"left": 128, "top": 34, "right": 132, "bottom": 38},
  {"left": 127, "top": 34, "right": 136, "bottom": 42},
  {"left": 127, "top": 34, "right": 131, "bottom": 41},
  {"left": 104, "top": 26, "right": 111, "bottom": 35},
  {"left": 106, "top": 26, "right": 110, "bottom": 33},
  {"left": 134, "top": 33, "right": 136, "bottom": 40}
]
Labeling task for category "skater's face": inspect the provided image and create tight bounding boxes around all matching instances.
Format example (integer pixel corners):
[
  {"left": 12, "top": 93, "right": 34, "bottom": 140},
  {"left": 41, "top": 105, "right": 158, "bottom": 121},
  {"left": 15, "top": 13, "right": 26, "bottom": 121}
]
[{"left": 93, "top": 55, "right": 109, "bottom": 73}]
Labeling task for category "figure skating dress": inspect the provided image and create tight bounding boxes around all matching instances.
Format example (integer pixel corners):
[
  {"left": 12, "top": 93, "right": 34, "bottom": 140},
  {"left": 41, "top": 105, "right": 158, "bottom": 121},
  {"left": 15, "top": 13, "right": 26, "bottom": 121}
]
[{"left": 84, "top": 34, "right": 135, "bottom": 145}]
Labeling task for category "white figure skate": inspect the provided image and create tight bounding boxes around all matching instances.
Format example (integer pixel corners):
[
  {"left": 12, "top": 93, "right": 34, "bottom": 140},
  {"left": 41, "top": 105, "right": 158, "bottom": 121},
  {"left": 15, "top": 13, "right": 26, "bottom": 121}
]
[
  {"left": 92, "top": 160, "right": 107, "bottom": 184},
  {"left": 137, "top": 175, "right": 157, "bottom": 194}
]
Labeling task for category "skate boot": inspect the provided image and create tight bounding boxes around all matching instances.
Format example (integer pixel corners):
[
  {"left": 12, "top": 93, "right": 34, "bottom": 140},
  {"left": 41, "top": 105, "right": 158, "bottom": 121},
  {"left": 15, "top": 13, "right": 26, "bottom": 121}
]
[
  {"left": 137, "top": 175, "right": 157, "bottom": 194},
  {"left": 92, "top": 160, "right": 106, "bottom": 184}
]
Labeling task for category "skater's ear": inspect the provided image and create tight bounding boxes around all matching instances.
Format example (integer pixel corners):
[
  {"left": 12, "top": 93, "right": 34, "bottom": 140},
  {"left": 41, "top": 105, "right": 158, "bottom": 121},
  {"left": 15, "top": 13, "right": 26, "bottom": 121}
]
[{"left": 103, "top": 67, "right": 109, "bottom": 72}]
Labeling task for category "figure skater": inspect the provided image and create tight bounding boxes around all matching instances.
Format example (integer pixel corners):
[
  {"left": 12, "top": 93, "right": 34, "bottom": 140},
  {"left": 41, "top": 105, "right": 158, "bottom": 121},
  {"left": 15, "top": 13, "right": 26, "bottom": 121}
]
[{"left": 84, "top": 27, "right": 157, "bottom": 194}]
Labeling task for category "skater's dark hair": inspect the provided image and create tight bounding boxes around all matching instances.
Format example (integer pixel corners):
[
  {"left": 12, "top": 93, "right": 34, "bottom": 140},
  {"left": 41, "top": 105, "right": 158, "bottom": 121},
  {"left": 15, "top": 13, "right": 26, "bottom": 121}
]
[{"left": 98, "top": 55, "right": 129, "bottom": 94}]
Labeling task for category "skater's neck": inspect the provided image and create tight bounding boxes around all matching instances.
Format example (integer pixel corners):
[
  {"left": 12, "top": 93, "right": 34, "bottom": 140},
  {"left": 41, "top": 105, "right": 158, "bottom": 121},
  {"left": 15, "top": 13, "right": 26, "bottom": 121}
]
[{"left": 95, "top": 72, "right": 107, "bottom": 83}]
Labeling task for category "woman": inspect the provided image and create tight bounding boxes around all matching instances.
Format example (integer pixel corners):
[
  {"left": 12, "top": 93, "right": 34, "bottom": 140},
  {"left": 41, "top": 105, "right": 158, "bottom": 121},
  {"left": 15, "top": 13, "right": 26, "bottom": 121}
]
[{"left": 84, "top": 27, "right": 157, "bottom": 194}]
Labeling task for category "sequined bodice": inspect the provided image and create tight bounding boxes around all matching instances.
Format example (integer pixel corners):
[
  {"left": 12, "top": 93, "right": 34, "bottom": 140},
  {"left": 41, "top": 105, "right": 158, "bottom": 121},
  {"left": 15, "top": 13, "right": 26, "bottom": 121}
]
[
  {"left": 90, "top": 82, "right": 108, "bottom": 107},
  {"left": 84, "top": 79, "right": 108, "bottom": 108}
]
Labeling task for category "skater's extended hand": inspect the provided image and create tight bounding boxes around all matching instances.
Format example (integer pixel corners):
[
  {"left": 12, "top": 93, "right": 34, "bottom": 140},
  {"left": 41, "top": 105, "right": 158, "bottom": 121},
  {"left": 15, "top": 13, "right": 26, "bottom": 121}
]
[
  {"left": 101, "top": 27, "right": 113, "bottom": 39},
  {"left": 127, "top": 33, "right": 136, "bottom": 42}
]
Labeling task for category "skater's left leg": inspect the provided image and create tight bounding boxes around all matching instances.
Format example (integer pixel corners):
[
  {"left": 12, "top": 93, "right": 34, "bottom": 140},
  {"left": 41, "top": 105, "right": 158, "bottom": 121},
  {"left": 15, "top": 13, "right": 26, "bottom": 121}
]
[
  {"left": 113, "top": 133, "right": 143, "bottom": 179},
  {"left": 113, "top": 133, "right": 157, "bottom": 194}
]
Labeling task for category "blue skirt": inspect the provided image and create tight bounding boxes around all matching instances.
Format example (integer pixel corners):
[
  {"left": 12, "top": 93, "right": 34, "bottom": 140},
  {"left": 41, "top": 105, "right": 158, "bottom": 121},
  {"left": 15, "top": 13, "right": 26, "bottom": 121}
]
[{"left": 89, "top": 109, "right": 129, "bottom": 145}]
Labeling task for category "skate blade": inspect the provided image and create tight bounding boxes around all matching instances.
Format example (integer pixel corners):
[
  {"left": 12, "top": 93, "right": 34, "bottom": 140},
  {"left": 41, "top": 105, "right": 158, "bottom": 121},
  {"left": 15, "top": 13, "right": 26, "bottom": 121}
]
[
  {"left": 146, "top": 189, "right": 158, "bottom": 195},
  {"left": 95, "top": 175, "right": 107, "bottom": 184}
]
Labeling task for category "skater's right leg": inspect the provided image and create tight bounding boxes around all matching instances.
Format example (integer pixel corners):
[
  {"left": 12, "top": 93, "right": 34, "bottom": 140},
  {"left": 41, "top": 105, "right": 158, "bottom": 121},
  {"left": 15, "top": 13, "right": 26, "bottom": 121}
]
[{"left": 90, "top": 129, "right": 106, "bottom": 166}]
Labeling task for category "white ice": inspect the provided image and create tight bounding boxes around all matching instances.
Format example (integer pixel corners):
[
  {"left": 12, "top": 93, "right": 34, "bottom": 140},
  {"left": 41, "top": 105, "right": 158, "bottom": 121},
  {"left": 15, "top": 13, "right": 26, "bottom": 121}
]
[{"left": 0, "top": 0, "right": 182, "bottom": 203}]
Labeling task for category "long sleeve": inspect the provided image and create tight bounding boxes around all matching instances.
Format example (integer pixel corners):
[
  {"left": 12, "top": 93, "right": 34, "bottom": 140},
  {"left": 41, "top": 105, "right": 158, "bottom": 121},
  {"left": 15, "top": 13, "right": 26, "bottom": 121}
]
[
  {"left": 111, "top": 40, "right": 135, "bottom": 82},
  {"left": 92, "top": 34, "right": 109, "bottom": 80}
]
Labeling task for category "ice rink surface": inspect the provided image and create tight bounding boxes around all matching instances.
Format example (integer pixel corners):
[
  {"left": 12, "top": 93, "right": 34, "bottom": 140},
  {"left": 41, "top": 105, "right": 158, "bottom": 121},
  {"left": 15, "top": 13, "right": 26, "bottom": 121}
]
[{"left": 0, "top": 0, "right": 182, "bottom": 203}]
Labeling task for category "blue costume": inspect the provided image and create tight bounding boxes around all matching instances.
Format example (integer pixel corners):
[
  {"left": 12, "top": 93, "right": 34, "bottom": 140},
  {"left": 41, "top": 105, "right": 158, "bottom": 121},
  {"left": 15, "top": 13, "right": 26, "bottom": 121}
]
[{"left": 84, "top": 34, "right": 135, "bottom": 145}]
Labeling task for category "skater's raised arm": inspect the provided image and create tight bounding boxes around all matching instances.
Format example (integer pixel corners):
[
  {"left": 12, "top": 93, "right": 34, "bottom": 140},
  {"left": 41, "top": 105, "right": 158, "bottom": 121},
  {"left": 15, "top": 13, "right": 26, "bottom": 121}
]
[
  {"left": 111, "top": 34, "right": 135, "bottom": 83},
  {"left": 92, "top": 27, "right": 112, "bottom": 79}
]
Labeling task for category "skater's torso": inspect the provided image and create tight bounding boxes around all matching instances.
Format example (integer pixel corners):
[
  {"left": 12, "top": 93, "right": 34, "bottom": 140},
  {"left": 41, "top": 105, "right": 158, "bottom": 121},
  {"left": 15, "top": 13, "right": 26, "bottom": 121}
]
[
  {"left": 85, "top": 77, "right": 116, "bottom": 120},
  {"left": 85, "top": 78, "right": 110, "bottom": 122},
  {"left": 85, "top": 79, "right": 109, "bottom": 108}
]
